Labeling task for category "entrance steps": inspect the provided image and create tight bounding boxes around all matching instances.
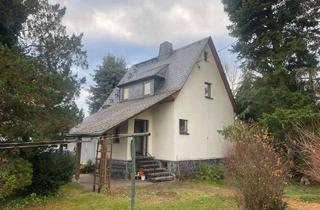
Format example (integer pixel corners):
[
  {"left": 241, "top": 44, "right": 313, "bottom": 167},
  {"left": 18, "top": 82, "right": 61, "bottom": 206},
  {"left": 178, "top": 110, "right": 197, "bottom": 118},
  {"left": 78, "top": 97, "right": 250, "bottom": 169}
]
[{"left": 136, "top": 156, "right": 174, "bottom": 182}]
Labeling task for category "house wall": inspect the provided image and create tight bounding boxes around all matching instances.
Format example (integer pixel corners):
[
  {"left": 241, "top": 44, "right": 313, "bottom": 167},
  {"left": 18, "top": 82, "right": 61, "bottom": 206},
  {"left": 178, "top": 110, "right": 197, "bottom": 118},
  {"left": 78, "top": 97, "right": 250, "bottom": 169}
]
[
  {"left": 152, "top": 102, "right": 175, "bottom": 160},
  {"left": 79, "top": 122, "right": 129, "bottom": 163},
  {"left": 111, "top": 122, "right": 129, "bottom": 160},
  {"left": 173, "top": 44, "right": 234, "bottom": 161},
  {"left": 123, "top": 101, "right": 175, "bottom": 161}
]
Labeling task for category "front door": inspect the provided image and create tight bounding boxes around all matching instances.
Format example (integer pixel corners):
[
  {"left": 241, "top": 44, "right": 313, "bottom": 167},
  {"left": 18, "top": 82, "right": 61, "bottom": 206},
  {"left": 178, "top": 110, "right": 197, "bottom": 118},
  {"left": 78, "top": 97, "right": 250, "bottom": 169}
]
[{"left": 134, "top": 119, "right": 148, "bottom": 156}]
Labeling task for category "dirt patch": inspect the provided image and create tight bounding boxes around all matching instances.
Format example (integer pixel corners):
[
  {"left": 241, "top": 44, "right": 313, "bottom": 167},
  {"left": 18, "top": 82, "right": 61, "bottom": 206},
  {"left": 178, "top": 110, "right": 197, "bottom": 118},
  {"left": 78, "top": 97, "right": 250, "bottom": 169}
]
[{"left": 287, "top": 199, "right": 320, "bottom": 210}]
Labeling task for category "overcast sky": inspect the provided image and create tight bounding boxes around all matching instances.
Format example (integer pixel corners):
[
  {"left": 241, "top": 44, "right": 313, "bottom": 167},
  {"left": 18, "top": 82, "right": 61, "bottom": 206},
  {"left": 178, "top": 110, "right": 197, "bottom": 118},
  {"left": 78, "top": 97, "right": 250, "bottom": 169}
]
[{"left": 51, "top": 0, "right": 238, "bottom": 116}]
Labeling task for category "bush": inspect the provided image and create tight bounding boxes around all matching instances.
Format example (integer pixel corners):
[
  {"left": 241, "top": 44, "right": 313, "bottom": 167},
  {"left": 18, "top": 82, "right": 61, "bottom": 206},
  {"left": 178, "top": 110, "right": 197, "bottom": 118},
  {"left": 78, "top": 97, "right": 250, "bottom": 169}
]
[
  {"left": 301, "top": 140, "right": 320, "bottom": 182},
  {"left": 27, "top": 151, "right": 75, "bottom": 195},
  {"left": 197, "top": 164, "right": 224, "bottom": 181},
  {"left": 0, "top": 154, "right": 33, "bottom": 200},
  {"left": 80, "top": 160, "right": 95, "bottom": 174},
  {"left": 288, "top": 122, "right": 320, "bottom": 182},
  {"left": 224, "top": 122, "right": 287, "bottom": 210}
]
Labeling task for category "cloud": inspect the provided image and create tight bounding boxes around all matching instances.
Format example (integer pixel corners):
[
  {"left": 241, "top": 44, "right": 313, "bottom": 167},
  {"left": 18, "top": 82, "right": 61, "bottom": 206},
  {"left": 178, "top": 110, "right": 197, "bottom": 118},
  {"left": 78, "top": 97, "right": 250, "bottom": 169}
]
[
  {"left": 51, "top": 0, "right": 231, "bottom": 46},
  {"left": 75, "top": 88, "right": 91, "bottom": 116}
]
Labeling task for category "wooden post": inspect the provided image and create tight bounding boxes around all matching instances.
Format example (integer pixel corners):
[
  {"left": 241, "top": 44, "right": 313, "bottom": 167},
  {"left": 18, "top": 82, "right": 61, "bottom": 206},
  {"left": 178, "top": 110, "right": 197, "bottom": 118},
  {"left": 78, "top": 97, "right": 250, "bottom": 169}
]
[
  {"left": 105, "top": 133, "right": 112, "bottom": 194},
  {"left": 75, "top": 138, "right": 82, "bottom": 182},
  {"left": 99, "top": 136, "right": 107, "bottom": 193}
]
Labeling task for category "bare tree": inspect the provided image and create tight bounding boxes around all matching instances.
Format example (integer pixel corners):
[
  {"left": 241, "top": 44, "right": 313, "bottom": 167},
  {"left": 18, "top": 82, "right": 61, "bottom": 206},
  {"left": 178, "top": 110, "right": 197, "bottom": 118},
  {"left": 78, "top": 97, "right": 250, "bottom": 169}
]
[
  {"left": 288, "top": 122, "right": 320, "bottom": 183},
  {"left": 223, "top": 61, "right": 241, "bottom": 95}
]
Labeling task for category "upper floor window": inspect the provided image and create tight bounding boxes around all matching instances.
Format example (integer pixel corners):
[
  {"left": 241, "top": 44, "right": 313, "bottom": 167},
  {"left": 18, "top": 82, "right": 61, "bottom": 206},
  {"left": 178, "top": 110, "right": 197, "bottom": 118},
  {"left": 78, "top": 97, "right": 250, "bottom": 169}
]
[
  {"left": 179, "top": 119, "right": 189, "bottom": 135},
  {"left": 204, "top": 82, "right": 212, "bottom": 99},
  {"left": 143, "top": 82, "right": 151, "bottom": 95},
  {"left": 123, "top": 88, "right": 129, "bottom": 100},
  {"left": 204, "top": 51, "right": 209, "bottom": 62}
]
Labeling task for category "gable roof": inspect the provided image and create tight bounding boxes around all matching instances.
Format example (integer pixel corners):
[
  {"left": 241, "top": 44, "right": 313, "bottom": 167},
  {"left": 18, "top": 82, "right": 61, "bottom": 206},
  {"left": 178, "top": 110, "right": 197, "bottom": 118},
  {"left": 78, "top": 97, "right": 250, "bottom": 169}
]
[{"left": 69, "top": 37, "right": 236, "bottom": 136}]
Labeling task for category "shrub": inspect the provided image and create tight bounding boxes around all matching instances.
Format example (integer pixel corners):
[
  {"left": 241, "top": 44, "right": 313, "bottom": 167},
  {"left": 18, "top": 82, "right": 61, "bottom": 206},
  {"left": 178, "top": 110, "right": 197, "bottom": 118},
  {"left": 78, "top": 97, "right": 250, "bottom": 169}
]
[
  {"left": 224, "top": 122, "right": 287, "bottom": 210},
  {"left": 80, "top": 160, "right": 95, "bottom": 174},
  {"left": 27, "top": 151, "right": 75, "bottom": 195},
  {"left": 287, "top": 122, "right": 320, "bottom": 182},
  {"left": 0, "top": 154, "right": 33, "bottom": 200},
  {"left": 197, "top": 164, "right": 224, "bottom": 181},
  {"left": 301, "top": 140, "right": 320, "bottom": 182}
]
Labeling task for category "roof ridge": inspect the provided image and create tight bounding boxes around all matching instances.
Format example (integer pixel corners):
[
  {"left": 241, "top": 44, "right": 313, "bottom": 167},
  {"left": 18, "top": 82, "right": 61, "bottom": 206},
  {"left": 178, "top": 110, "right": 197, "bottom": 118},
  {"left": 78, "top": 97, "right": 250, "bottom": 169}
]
[
  {"left": 131, "top": 36, "right": 210, "bottom": 68},
  {"left": 172, "top": 36, "right": 210, "bottom": 53}
]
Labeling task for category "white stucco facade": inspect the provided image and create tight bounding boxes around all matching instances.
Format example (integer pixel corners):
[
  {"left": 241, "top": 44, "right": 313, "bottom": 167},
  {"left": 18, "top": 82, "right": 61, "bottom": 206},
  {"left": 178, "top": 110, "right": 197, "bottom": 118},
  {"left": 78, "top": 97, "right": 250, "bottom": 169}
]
[{"left": 173, "top": 44, "right": 234, "bottom": 161}]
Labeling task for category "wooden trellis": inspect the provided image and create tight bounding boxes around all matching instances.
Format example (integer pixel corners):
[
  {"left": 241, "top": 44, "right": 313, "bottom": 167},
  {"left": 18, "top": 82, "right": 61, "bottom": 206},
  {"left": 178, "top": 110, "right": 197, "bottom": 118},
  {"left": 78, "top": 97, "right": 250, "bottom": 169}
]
[{"left": 93, "top": 134, "right": 113, "bottom": 193}]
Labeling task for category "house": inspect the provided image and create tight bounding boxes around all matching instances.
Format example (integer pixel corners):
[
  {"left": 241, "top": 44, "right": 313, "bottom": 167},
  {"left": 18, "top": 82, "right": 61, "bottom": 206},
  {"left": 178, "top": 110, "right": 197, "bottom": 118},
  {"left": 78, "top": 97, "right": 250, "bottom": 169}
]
[{"left": 69, "top": 37, "right": 236, "bottom": 181}]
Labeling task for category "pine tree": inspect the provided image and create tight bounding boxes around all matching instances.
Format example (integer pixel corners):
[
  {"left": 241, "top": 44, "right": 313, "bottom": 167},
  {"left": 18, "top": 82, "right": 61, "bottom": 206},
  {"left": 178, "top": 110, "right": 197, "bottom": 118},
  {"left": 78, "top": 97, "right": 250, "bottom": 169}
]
[
  {"left": 222, "top": 0, "right": 320, "bottom": 148},
  {"left": 0, "top": 0, "right": 37, "bottom": 47},
  {"left": 0, "top": 0, "right": 86, "bottom": 141},
  {"left": 88, "top": 55, "right": 126, "bottom": 114}
]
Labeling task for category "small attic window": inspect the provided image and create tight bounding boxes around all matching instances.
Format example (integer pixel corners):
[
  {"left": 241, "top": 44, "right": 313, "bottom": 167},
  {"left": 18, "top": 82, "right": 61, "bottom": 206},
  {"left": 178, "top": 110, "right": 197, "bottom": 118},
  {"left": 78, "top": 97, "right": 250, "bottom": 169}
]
[
  {"left": 127, "top": 73, "right": 133, "bottom": 79},
  {"left": 204, "top": 51, "right": 209, "bottom": 62},
  {"left": 143, "top": 82, "right": 151, "bottom": 95},
  {"left": 123, "top": 88, "right": 129, "bottom": 100},
  {"left": 205, "top": 82, "right": 212, "bottom": 99}
]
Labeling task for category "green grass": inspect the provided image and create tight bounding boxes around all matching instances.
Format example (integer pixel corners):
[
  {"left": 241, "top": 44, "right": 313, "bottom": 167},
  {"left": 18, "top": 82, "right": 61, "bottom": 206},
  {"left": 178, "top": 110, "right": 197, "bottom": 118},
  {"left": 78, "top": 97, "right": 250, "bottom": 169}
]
[
  {"left": 3, "top": 180, "right": 320, "bottom": 210},
  {"left": 2, "top": 181, "right": 236, "bottom": 210},
  {"left": 285, "top": 184, "right": 320, "bottom": 203}
]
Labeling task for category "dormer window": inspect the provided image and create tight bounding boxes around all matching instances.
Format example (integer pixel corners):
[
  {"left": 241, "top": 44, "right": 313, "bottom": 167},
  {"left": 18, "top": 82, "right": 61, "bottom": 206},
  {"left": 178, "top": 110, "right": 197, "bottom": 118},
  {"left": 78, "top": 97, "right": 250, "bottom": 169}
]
[
  {"left": 123, "top": 88, "right": 129, "bottom": 100},
  {"left": 143, "top": 82, "right": 151, "bottom": 95}
]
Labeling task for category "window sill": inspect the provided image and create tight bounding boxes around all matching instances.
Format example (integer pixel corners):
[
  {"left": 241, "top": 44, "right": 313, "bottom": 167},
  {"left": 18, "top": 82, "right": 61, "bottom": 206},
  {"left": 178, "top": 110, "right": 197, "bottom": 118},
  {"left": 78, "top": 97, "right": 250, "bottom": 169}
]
[{"left": 179, "top": 132, "right": 190, "bottom": 135}]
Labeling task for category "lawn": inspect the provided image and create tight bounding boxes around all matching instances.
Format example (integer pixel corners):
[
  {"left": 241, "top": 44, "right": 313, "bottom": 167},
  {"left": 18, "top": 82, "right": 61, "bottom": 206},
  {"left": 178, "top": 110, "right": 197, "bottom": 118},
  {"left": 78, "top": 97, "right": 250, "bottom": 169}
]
[{"left": 2, "top": 180, "right": 320, "bottom": 210}]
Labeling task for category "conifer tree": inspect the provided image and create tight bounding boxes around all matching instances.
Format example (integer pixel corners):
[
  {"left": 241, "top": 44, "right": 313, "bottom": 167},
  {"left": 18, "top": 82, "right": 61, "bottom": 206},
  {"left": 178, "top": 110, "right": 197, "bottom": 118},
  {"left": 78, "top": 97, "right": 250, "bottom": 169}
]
[
  {"left": 88, "top": 55, "right": 126, "bottom": 114},
  {"left": 222, "top": 0, "right": 320, "bottom": 148}
]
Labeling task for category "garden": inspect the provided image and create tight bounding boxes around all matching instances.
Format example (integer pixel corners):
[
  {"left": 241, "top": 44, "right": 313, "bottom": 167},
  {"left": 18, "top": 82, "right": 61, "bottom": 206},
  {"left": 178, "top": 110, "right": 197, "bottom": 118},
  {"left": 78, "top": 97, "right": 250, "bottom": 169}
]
[{"left": 1, "top": 121, "right": 320, "bottom": 210}]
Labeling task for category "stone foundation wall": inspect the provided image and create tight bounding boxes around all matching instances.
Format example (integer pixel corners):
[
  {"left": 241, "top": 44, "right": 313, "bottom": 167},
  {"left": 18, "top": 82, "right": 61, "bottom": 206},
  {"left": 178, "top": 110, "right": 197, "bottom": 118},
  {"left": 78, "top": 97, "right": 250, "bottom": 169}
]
[
  {"left": 111, "top": 159, "right": 131, "bottom": 179},
  {"left": 111, "top": 158, "right": 224, "bottom": 179},
  {"left": 160, "top": 158, "right": 224, "bottom": 178}
]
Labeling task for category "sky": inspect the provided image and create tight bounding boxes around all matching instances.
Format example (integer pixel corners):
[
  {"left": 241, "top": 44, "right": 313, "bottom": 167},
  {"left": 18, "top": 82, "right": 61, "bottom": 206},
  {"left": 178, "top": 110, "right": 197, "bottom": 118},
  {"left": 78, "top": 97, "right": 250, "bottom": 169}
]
[{"left": 51, "top": 0, "right": 238, "bottom": 116}]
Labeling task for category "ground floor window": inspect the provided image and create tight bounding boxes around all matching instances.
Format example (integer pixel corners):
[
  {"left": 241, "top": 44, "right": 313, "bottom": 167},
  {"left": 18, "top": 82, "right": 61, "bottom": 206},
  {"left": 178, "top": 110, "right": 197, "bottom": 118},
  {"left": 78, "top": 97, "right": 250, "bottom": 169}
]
[
  {"left": 113, "top": 127, "right": 120, "bottom": 143},
  {"left": 179, "top": 119, "right": 189, "bottom": 135}
]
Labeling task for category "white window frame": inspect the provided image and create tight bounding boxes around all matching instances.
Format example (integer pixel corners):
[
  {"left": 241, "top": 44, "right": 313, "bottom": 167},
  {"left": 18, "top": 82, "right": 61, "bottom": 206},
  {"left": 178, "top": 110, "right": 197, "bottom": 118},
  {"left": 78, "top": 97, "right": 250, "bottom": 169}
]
[
  {"left": 123, "top": 88, "right": 129, "bottom": 100},
  {"left": 179, "top": 119, "right": 189, "bottom": 135},
  {"left": 143, "top": 82, "right": 151, "bottom": 95}
]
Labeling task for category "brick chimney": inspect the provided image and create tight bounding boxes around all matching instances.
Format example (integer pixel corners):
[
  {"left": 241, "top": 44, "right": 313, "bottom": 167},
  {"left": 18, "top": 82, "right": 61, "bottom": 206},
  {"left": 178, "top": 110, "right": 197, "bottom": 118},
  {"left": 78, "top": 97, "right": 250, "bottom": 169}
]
[{"left": 158, "top": 41, "right": 173, "bottom": 60}]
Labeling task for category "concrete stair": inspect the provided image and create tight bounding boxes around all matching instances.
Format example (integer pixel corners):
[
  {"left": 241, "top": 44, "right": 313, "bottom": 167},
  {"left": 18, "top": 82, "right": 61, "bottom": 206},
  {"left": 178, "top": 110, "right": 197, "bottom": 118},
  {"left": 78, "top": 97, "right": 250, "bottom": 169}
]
[{"left": 136, "top": 156, "right": 174, "bottom": 182}]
